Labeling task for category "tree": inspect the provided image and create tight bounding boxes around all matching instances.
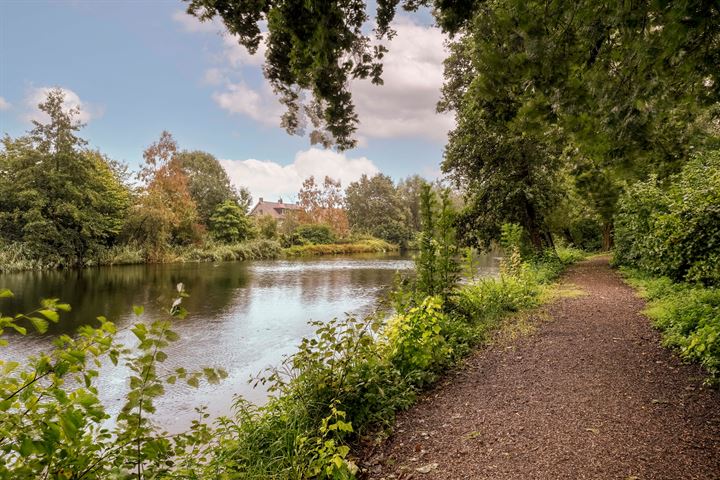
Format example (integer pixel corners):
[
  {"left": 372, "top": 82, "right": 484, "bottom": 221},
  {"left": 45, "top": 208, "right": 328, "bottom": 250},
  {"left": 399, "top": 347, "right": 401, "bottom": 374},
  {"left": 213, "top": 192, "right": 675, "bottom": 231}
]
[
  {"left": 209, "top": 200, "right": 254, "bottom": 243},
  {"left": 397, "top": 175, "right": 428, "bottom": 233},
  {"left": 0, "top": 89, "right": 130, "bottom": 265},
  {"left": 345, "top": 174, "right": 411, "bottom": 246},
  {"left": 175, "top": 150, "right": 251, "bottom": 224},
  {"left": 124, "top": 132, "right": 201, "bottom": 259},
  {"left": 297, "top": 175, "right": 349, "bottom": 236},
  {"left": 184, "top": 0, "right": 719, "bottom": 154},
  {"left": 255, "top": 214, "right": 278, "bottom": 239}
]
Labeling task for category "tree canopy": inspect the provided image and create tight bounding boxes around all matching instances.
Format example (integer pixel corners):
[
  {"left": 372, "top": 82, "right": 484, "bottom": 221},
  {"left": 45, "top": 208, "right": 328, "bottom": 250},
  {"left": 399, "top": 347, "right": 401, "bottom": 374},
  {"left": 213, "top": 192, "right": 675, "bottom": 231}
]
[
  {"left": 0, "top": 89, "right": 130, "bottom": 265},
  {"left": 184, "top": 0, "right": 719, "bottom": 151}
]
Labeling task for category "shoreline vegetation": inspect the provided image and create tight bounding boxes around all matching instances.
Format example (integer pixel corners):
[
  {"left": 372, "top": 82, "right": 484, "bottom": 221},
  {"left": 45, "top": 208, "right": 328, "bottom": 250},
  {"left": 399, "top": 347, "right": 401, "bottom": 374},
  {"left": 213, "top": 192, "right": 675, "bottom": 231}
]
[
  {"left": 1, "top": 178, "right": 590, "bottom": 478},
  {"left": 0, "top": 234, "right": 585, "bottom": 478},
  {"left": 0, "top": 238, "right": 400, "bottom": 274}
]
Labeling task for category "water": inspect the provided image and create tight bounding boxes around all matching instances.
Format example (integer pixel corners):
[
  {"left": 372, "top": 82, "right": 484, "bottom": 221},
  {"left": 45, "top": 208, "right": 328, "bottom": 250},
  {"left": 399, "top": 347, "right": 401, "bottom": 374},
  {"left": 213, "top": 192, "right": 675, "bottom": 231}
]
[{"left": 0, "top": 252, "right": 500, "bottom": 430}]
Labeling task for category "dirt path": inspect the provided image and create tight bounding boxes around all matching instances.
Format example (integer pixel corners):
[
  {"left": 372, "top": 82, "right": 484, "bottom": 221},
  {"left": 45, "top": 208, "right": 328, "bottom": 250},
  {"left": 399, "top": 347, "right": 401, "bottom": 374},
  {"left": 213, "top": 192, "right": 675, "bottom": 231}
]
[{"left": 361, "top": 257, "right": 720, "bottom": 480}]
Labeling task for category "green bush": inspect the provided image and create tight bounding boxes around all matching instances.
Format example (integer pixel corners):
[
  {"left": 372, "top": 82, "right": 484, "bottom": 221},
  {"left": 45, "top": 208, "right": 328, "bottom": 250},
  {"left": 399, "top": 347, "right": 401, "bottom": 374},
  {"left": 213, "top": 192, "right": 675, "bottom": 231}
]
[
  {"left": 623, "top": 269, "right": 720, "bottom": 380},
  {"left": 283, "top": 239, "right": 396, "bottom": 256},
  {"left": 292, "top": 224, "right": 336, "bottom": 245},
  {"left": 567, "top": 217, "right": 603, "bottom": 251},
  {"left": 614, "top": 150, "right": 720, "bottom": 285},
  {"left": 209, "top": 200, "right": 254, "bottom": 244}
]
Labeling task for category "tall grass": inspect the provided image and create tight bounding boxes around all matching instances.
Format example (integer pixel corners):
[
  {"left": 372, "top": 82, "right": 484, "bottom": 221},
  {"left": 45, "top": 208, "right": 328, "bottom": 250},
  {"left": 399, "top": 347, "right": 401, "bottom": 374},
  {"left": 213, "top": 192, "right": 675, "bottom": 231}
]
[{"left": 283, "top": 239, "right": 397, "bottom": 256}]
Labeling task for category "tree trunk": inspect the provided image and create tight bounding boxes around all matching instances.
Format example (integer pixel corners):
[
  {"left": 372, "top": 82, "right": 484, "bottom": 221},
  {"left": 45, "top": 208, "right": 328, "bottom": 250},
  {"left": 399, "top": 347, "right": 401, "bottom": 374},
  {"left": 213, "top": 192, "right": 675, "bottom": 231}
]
[
  {"left": 523, "top": 200, "right": 548, "bottom": 252},
  {"left": 602, "top": 222, "right": 613, "bottom": 251}
]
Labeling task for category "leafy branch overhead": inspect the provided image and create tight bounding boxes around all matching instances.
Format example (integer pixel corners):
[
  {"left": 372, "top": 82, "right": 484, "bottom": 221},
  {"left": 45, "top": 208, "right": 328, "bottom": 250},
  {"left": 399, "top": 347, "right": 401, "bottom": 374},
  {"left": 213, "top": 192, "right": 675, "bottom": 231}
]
[{"left": 183, "top": 0, "right": 719, "bottom": 151}]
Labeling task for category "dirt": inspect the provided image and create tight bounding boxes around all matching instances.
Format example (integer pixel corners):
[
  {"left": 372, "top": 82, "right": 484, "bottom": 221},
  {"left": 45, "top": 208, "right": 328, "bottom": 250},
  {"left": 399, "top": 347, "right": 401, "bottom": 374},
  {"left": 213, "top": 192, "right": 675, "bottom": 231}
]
[{"left": 359, "top": 257, "right": 720, "bottom": 480}]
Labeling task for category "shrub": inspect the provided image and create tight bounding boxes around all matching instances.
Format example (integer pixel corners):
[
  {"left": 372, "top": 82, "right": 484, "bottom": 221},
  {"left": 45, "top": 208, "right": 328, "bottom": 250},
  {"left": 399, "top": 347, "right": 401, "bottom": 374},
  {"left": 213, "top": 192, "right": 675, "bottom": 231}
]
[
  {"left": 292, "top": 224, "right": 336, "bottom": 245},
  {"left": 614, "top": 149, "right": 720, "bottom": 285},
  {"left": 283, "top": 239, "right": 396, "bottom": 256}
]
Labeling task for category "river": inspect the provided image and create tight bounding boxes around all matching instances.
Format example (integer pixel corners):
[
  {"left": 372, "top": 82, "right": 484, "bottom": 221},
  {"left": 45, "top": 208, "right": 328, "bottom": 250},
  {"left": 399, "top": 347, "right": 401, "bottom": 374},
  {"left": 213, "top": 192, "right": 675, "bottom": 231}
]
[{"left": 0, "top": 252, "right": 500, "bottom": 430}]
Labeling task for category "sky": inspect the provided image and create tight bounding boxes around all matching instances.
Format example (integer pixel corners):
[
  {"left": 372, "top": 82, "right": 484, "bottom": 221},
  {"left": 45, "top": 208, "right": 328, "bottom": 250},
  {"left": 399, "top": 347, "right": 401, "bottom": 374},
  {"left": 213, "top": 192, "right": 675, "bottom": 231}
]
[{"left": 0, "top": 0, "right": 453, "bottom": 203}]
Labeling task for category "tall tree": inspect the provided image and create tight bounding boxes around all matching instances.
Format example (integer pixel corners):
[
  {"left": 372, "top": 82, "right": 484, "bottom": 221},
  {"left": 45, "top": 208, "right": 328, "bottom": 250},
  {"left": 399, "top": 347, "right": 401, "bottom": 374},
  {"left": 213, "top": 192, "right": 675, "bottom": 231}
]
[
  {"left": 175, "top": 150, "right": 251, "bottom": 224},
  {"left": 345, "top": 174, "right": 411, "bottom": 246},
  {"left": 297, "top": 175, "right": 349, "bottom": 236},
  {"left": 0, "top": 89, "right": 130, "bottom": 265},
  {"left": 397, "top": 175, "right": 428, "bottom": 233},
  {"left": 125, "top": 132, "right": 201, "bottom": 258}
]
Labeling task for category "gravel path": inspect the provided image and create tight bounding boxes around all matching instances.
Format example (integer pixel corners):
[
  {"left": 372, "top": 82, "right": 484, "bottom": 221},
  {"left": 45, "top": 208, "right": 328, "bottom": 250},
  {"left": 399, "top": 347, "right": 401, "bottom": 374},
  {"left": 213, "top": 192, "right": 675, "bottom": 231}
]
[{"left": 361, "top": 257, "right": 720, "bottom": 479}]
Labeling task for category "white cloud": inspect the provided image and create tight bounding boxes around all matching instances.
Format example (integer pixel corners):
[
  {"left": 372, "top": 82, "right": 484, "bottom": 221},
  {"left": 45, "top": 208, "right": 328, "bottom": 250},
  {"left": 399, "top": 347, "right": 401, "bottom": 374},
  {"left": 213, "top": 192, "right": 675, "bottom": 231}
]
[
  {"left": 221, "top": 34, "right": 266, "bottom": 68},
  {"left": 178, "top": 10, "right": 452, "bottom": 143},
  {"left": 0, "top": 97, "right": 10, "bottom": 111},
  {"left": 351, "top": 18, "right": 454, "bottom": 142},
  {"left": 220, "top": 147, "right": 379, "bottom": 203},
  {"left": 202, "top": 68, "right": 225, "bottom": 86},
  {"left": 23, "top": 86, "right": 101, "bottom": 124},
  {"left": 212, "top": 81, "right": 283, "bottom": 126},
  {"left": 172, "top": 9, "right": 224, "bottom": 34}
]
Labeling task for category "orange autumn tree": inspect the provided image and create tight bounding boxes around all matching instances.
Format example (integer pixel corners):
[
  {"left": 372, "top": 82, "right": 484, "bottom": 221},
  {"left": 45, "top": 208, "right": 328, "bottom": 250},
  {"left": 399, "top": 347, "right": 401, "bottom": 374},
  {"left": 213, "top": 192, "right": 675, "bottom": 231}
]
[
  {"left": 125, "top": 131, "right": 202, "bottom": 260},
  {"left": 297, "top": 175, "right": 349, "bottom": 237}
]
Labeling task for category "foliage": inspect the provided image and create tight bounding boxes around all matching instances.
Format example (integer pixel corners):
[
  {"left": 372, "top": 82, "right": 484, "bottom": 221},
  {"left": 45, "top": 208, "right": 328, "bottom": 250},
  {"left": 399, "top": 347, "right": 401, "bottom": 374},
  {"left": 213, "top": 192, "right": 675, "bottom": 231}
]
[
  {"left": 183, "top": 0, "right": 409, "bottom": 149},
  {"left": 209, "top": 200, "right": 254, "bottom": 244},
  {"left": 124, "top": 132, "right": 202, "bottom": 261},
  {"left": 184, "top": 239, "right": 283, "bottom": 263},
  {"left": 0, "top": 89, "right": 130, "bottom": 266},
  {"left": 254, "top": 214, "right": 278, "bottom": 240},
  {"left": 297, "top": 176, "right": 349, "bottom": 237},
  {"left": 290, "top": 224, "right": 336, "bottom": 246},
  {"left": 397, "top": 175, "right": 428, "bottom": 233},
  {"left": 345, "top": 174, "right": 412, "bottom": 247},
  {"left": 614, "top": 150, "right": 720, "bottom": 285},
  {"left": 415, "top": 186, "right": 460, "bottom": 302},
  {"left": 283, "top": 239, "right": 396, "bottom": 257},
  {"left": 622, "top": 269, "right": 720, "bottom": 381},
  {"left": 176, "top": 150, "right": 252, "bottom": 224},
  {"left": 0, "top": 286, "right": 227, "bottom": 479},
  {"left": 184, "top": 0, "right": 720, "bottom": 154}
]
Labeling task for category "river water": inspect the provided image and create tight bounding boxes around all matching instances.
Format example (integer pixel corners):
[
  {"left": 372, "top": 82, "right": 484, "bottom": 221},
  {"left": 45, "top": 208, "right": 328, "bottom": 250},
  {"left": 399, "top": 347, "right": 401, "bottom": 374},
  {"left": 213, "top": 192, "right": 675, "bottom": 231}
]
[{"left": 0, "top": 252, "right": 500, "bottom": 430}]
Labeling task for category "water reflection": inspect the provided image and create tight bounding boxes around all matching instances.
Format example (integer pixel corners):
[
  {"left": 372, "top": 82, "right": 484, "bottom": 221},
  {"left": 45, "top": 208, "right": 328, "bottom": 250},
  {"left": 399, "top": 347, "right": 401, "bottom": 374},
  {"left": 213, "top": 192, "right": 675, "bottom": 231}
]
[{"left": 0, "top": 252, "right": 499, "bottom": 430}]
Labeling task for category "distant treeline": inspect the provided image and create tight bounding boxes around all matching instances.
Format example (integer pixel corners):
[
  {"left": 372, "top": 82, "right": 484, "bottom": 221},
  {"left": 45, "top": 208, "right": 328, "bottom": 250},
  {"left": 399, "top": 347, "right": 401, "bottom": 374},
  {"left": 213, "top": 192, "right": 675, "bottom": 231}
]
[{"left": 0, "top": 89, "right": 439, "bottom": 271}]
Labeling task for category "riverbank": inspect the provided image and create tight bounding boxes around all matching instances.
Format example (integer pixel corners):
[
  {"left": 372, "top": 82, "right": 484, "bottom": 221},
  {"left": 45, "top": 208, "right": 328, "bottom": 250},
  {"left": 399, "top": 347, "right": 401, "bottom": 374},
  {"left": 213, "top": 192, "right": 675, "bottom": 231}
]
[
  {"left": 179, "top": 247, "right": 584, "bottom": 477},
  {"left": 284, "top": 238, "right": 397, "bottom": 256},
  {"left": 0, "top": 238, "right": 399, "bottom": 273},
  {"left": 362, "top": 257, "right": 720, "bottom": 479}
]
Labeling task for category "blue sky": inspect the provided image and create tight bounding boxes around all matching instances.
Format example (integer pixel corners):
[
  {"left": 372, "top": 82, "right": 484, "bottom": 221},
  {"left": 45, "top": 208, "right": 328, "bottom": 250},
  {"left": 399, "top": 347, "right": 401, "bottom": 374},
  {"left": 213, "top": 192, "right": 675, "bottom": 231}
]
[{"left": 0, "top": 0, "right": 452, "bottom": 202}]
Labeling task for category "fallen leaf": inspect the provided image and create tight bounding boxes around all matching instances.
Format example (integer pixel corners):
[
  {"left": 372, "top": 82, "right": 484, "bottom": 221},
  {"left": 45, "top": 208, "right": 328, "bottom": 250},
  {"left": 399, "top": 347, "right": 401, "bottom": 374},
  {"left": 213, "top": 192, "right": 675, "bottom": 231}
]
[
  {"left": 585, "top": 427, "right": 600, "bottom": 434},
  {"left": 416, "top": 463, "right": 438, "bottom": 474}
]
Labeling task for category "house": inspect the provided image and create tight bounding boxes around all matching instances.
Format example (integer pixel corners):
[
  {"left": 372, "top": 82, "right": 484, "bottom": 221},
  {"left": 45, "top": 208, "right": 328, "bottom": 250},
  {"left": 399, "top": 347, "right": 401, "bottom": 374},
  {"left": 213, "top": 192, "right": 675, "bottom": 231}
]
[{"left": 249, "top": 198, "right": 303, "bottom": 221}]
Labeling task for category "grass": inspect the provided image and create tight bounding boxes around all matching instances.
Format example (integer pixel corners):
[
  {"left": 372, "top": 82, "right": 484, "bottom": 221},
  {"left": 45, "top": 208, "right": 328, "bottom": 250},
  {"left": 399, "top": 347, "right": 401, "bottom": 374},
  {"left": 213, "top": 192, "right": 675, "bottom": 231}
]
[
  {"left": 0, "top": 238, "right": 397, "bottom": 273},
  {"left": 283, "top": 239, "right": 398, "bottom": 256},
  {"left": 620, "top": 267, "right": 720, "bottom": 382}
]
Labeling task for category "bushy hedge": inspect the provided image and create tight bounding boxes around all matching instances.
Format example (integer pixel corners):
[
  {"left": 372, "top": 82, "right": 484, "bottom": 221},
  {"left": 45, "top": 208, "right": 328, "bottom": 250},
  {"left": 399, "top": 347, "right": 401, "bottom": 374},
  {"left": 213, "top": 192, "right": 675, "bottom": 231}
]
[{"left": 614, "top": 150, "right": 720, "bottom": 285}]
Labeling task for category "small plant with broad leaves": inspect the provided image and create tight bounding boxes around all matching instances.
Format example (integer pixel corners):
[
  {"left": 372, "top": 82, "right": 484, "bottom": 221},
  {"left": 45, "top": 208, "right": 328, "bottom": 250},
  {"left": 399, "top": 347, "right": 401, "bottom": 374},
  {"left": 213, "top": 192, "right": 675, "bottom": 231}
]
[{"left": 0, "top": 284, "right": 227, "bottom": 479}]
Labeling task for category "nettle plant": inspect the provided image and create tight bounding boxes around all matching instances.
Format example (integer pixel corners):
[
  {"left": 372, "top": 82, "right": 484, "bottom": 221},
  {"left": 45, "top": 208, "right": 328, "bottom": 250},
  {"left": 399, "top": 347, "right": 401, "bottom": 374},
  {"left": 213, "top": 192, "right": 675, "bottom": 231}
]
[{"left": 0, "top": 285, "right": 227, "bottom": 479}]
